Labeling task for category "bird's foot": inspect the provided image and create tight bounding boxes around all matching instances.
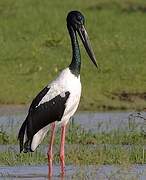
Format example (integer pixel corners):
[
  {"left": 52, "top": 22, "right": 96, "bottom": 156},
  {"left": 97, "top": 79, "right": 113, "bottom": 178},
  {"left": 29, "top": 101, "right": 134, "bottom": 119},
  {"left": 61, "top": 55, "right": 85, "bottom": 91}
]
[
  {"left": 60, "top": 167, "right": 65, "bottom": 177},
  {"left": 48, "top": 153, "right": 53, "bottom": 177},
  {"left": 60, "top": 155, "right": 65, "bottom": 176}
]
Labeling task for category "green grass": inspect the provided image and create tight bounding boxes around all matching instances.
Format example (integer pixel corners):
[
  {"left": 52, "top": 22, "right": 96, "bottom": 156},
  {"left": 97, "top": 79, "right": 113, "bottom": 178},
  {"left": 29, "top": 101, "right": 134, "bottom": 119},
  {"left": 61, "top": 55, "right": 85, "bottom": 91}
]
[
  {"left": 0, "top": 119, "right": 146, "bottom": 165},
  {"left": 0, "top": 144, "right": 145, "bottom": 166},
  {"left": 0, "top": 0, "right": 146, "bottom": 110}
]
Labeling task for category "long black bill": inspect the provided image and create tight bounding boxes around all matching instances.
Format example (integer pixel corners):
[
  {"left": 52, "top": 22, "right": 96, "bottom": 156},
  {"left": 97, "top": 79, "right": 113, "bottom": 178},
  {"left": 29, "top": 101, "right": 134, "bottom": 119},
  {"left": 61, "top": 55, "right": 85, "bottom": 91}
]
[{"left": 77, "top": 25, "right": 98, "bottom": 68}]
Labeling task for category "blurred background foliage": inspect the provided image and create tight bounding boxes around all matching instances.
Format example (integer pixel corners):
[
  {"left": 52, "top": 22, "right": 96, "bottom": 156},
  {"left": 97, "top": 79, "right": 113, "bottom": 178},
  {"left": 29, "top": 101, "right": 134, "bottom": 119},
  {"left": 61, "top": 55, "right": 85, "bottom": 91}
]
[{"left": 0, "top": 0, "right": 146, "bottom": 110}]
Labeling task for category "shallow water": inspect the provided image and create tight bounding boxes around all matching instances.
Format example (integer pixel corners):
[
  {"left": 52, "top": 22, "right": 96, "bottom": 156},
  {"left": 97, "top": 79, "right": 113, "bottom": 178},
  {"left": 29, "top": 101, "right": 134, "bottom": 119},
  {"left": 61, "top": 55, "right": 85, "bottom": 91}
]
[
  {"left": 0, "top": 106, "right": 146, "bottom": 179},
  {"left": 0, "top": 105, "right": 146, "bottom": 133},
  {"left": 0, "top": 164, "right": 146, "bottom": 179}
]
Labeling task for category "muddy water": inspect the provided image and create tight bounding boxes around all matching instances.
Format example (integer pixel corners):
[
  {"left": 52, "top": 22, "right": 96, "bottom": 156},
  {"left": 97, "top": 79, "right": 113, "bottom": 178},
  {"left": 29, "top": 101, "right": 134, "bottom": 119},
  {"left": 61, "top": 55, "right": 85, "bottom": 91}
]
[{"left": 0, "top": 164, "right": 146, "bottom": 179}]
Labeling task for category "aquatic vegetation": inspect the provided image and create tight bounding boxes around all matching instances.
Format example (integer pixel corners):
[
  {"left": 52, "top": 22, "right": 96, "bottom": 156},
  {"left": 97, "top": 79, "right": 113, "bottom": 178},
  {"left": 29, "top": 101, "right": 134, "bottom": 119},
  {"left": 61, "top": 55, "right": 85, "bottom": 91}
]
[
  {"left": 0, "top": 131, "right": 9, "bottom": 144},
  {"left": 0, "top": 143, "right": 145, "bottom": 166},
  {"left": 0, "top": 151, "right": 46, "bottom": 166},
  {"left": 0, "top": 116, "right": 146, "bottom": 166}
]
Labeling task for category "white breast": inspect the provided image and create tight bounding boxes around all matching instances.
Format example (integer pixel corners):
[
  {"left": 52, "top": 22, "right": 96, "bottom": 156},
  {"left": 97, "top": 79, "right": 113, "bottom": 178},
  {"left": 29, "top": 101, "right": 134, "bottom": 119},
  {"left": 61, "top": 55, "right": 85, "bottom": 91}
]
[{"left": 58, "top": 69, "right": 82, "bottom": 125}]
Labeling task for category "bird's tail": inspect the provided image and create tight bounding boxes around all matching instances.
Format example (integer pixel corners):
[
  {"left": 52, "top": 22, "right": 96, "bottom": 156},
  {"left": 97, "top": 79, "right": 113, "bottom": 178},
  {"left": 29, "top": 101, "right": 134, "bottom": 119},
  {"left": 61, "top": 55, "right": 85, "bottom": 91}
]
[
  {"left": 18, "top": 120, "right": 27, "bottom": 152},
  {"left": 18, "top": 117, "right": 49, "bottom": 153},
  {"left": 18, "top": 117, "right": 33, "bottom": 153}
]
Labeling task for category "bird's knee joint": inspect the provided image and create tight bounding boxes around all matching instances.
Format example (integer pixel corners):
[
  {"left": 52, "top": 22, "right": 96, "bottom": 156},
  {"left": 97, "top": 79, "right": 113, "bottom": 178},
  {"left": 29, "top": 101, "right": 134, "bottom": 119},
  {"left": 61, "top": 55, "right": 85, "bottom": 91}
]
[
  {"left": 60, "top": 154, "right": 64, "bottom": 161},
  {"left": 47, "top": 152, "right": 53, "bottom": 161}
]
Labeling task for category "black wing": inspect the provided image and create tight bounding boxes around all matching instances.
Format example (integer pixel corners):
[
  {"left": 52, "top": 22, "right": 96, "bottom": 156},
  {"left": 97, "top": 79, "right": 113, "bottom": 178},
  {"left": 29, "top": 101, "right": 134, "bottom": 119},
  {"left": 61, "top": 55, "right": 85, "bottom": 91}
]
[
  {"left": 18, "top": 91, "right": 70, "bottom": 152},
  {"left": 27, "top": 91, "right": 70, "bottom": 137}
]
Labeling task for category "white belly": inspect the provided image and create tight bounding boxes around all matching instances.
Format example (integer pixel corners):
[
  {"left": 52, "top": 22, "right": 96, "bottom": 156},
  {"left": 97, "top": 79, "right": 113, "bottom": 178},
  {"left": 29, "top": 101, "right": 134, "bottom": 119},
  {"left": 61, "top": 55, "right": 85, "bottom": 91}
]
[
  {"left": 56, "top": 69, "right": 82, "bottom": 125},
  {"left": 58, "top": 86, "right": 81, "bottom": 125}
]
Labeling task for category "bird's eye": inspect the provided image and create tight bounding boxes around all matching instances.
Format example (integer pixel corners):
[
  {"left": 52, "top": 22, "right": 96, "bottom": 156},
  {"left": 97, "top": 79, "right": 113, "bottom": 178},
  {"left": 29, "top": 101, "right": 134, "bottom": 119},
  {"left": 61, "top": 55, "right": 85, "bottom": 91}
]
[{"left": 76, "top": 16, "right": 82, "bottom": 21}]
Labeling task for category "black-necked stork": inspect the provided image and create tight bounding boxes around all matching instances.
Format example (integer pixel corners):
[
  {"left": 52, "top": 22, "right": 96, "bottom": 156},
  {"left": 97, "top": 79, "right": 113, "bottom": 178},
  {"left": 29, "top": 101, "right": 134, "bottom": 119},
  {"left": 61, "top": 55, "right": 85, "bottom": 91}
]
[{"left": 18, "top": 10, "right": 98, "bottom": 177}]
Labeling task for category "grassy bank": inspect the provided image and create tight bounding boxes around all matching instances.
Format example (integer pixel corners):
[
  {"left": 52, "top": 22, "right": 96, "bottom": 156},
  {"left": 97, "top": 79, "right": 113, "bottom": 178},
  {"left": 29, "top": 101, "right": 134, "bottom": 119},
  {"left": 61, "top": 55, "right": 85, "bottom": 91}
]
[{"left": 0, "top": 0, "right": 146, "bottom": 110}]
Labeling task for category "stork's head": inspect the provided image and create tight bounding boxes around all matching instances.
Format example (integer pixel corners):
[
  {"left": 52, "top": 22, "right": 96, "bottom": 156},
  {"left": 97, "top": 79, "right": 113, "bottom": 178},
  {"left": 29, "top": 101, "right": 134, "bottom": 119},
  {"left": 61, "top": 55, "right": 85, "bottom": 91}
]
[{"left": 67, "top": 11, "right": 98, "bottom": 68}]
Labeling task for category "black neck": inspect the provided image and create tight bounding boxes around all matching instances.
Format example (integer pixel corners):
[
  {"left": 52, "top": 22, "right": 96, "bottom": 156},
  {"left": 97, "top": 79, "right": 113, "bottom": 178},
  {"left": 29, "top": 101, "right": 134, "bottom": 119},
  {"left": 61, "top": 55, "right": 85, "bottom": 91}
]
[{"left": 68, "top": 25, "right": 81, "bottom": 77}]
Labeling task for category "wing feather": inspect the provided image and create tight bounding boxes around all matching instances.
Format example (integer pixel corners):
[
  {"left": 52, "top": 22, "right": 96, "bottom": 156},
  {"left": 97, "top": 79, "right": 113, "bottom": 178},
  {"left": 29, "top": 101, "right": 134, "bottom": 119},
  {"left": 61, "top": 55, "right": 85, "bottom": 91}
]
[
  {"left": 18, "top": 91, "right": 70, "bottom": 152},
  {"left": 29, "top": 86, "right": 50, "bottom": 112}
]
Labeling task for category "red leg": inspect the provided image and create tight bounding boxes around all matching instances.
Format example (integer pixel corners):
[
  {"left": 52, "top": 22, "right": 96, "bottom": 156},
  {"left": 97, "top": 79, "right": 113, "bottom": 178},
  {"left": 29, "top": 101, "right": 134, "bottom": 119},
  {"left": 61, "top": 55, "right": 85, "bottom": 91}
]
[
  {"left": 60, "top": 124, "right": 66, "bottom": 176},
  {"left": 47, "top": 122, "right": 56, "bottom": 177}
]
